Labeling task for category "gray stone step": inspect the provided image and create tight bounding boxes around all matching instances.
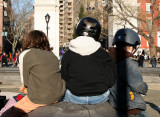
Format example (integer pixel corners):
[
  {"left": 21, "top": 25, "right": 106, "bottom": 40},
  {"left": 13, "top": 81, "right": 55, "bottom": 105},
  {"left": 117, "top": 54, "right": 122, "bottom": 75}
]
[{"left": 26, "top": 101, "right": 122, "bottom": 117}]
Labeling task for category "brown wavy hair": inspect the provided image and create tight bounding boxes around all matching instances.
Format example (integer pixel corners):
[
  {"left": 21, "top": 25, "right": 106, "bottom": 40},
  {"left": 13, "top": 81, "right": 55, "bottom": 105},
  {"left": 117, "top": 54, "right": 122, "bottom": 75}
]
[{"left": 22, "top": 30, "right": 53, "bottom": 51}]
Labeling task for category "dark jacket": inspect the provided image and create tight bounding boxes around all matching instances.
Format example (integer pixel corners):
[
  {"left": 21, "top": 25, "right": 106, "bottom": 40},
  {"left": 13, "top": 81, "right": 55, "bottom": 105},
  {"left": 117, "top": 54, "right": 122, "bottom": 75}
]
[
  {"left": 150, "top": 57, "right": 157, "bottom": 64},
  {"left": 109, "top": 48, "right": 148, "bottom": 111},
  {"left": 2, "top": 55, "right": 7, "bottom": 63},
  {"left": 138, "top": 55, "right": 144, "bottom": 67},
  {"left": 61, "top": 36, "right": 116, "bottom": 96}
]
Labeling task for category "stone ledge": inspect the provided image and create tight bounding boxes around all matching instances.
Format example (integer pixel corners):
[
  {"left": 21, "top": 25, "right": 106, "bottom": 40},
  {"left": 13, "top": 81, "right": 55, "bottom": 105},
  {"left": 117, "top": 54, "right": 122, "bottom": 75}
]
[
  {"left": 26, "top": 101, "right": 121, "bottom": 117},
  {"left": 0, "top": 68, "right": 19, "bottom": 73}
]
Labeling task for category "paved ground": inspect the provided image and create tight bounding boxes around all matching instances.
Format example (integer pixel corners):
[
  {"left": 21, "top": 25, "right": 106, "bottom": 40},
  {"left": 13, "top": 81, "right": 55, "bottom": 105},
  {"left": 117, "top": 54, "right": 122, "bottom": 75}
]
[
  {"left": 0, "top": 63, "right": 160, "bottom": 116},
  {"left": 143, "top": 90, "right": 160, "bottom": 117}
]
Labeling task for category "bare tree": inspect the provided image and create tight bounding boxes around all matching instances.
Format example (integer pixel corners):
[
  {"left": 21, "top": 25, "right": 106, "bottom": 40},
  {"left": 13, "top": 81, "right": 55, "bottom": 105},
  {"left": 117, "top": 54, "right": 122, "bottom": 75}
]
[
  {"left": 84, "top": 5, "right": 108, "bottom": 40},
  {"left": 106, "top": 0, "right": 160, "bottom": 57},
  {"left": 6, "top": 0, "right": 33, "bottom": 53}
]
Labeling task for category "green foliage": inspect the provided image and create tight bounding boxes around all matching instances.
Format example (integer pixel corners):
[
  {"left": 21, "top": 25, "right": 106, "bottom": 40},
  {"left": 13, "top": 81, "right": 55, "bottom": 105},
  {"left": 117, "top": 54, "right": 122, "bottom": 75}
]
[
  {"left": 72, "top": 25, "right": 77, "bottom": 39},
  {"left": 73, "top": 4, "right": 85, "bottom": 39},
  {"left": 78, "top": 4, "right": 85, "bottom": 20}
]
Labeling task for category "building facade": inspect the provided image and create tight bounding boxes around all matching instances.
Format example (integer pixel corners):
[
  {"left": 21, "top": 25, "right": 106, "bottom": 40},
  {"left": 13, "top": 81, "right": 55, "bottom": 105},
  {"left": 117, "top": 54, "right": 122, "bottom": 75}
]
[
  {"left": 0, "top": 0, "right": 11, "bottom": 54},
  {"left": 59, "top": 0, "right": 81, "bottom": 47},
  {"left": 137, "top": 0, "right": 160, "bottom": 56},
  {"left": 0, "top": 0, "right": 3, "bottom": 53},
  {"left": 108, "top": 0, "right": 160, "bottom": 56}
]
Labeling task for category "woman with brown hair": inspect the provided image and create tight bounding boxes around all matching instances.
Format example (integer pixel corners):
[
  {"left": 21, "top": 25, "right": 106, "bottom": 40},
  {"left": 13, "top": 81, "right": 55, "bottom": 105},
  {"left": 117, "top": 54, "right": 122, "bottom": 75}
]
[{"left": 1, "top": 30, "right": 66, "bottom": 117}]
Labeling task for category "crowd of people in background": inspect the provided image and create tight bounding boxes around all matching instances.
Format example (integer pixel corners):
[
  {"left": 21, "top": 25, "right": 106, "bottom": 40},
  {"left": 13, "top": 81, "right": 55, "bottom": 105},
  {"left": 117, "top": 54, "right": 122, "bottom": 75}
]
[
  {"left": 0, "top": 48, "right": 160, "bottom": 68},
  {"left": 133, "top": 51, "right": 160, "bottom": 68},
  {"left": 0, "top": 48, "right": 22, "bottom": 67}
]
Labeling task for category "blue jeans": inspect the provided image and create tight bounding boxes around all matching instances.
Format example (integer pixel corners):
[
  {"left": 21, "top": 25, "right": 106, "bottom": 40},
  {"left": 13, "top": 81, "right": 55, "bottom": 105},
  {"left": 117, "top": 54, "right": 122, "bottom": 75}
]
[
  {"left": 63, "top": 89, "right": 110, "bottom": 104},
  {"left": 129, "top": 110, "right": 148, "bottom": 117},
  {"left": 152, "top": 63, "right": 156, "bottom": 67}
]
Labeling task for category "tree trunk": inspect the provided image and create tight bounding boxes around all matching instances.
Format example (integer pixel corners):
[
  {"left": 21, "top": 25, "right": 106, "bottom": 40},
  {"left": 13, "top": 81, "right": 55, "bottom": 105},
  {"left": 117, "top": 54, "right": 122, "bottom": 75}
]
[
  {"left": 12, "top": 44, "right": 15, "bottom": 54},
  {"left": 149, "top": 38, "right": 157, "bottom": 57}
]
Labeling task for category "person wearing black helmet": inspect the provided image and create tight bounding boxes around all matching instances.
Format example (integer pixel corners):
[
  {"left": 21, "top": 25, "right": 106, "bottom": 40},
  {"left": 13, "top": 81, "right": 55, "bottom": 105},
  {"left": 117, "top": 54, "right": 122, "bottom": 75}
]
[
  {"left": 108, "top": 28, "right": 148, "bottom": 117},
  {"left": 61, "top": 17, "right": 116, "bottom": 104}
]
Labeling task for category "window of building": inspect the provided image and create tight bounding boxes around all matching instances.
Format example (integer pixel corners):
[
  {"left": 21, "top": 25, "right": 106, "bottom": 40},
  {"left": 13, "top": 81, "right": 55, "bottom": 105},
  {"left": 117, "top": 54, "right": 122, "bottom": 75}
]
[
  {"left": 137, "top": 20, "right": 141, "bottom": 28},
  {"left": 95, "top": 2, "right": 98, "bottom": 7},
  {"left": 68, "top": 8, "right": 72, "bottom": 11},
  {"left": 146, "top": 3, "right": 151, "bottom": 13},
  {"left": 87, "top": 2, "right": 90, "bottom": 7},
  {"left": 59, "top": 1, "right": 63, "bottom": 3},
  {"left": 4, "top": 11, "right": 7, "bottom": 16},
  {"left": 68, "top": 2, "right": 72, "bottom": 6},
  {"left": 147, "top": 41, "right": 149, "bottom": 47},
  {"left": 137, "top": 3, "right": 141, "bottom": 12},
  {"left": 146, "top": 34, "right": 149, "bottom": 47},
  {"left": 139, "top": 35, "right": 141, "bottom": 47},
  {"left": 146, "top": 17, "right": 152, "bottom": 28},
  {"left": 157, "top": 32, "right": 160, "bottom": 47},
  {"left": 3, "top": 2, "right": 7, "bottom": 7}
]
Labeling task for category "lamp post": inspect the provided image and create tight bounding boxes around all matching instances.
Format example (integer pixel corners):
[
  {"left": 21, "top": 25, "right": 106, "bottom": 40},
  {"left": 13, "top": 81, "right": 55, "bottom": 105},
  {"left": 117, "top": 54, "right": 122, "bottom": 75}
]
[{"left": 45, "top": 13, "right": 50, "bottom": 37}]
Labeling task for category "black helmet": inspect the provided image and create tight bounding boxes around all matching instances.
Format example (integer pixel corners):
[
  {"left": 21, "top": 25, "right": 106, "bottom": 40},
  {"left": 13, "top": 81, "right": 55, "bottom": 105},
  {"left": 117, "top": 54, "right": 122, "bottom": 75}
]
[
  {"left": 76, "top": 17, "right": 101, "bottom": 41},
  {"left": 112, "top": 28, "right": 140, "bottom": 48}
]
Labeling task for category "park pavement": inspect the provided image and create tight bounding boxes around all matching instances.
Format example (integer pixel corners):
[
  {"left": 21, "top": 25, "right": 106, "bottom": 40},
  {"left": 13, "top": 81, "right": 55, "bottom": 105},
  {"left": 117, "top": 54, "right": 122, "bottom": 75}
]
[{"left": 0, "top": 63, "right": 160, "bottom": 116}]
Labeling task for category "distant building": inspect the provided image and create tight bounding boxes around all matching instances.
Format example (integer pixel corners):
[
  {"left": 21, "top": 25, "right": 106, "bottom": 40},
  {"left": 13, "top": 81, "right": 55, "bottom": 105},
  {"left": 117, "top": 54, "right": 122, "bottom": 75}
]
[
  {"left": 59, "top": 0, "right": 81, "bottom": 47},
  {"left": 59, "top": 0, "right": 107, "bottom": 47},
  {"left": 137, "top": 0, "right": 160, "bottom": 55},
  {"left": 0, "top": 0, "right": 3, "bottom": 53},
  {"left": 0, "top": 0, "right": 11, "bottom": 54},
  {"left": 108, "top": 0, "right": 160, "bottom": 56}
]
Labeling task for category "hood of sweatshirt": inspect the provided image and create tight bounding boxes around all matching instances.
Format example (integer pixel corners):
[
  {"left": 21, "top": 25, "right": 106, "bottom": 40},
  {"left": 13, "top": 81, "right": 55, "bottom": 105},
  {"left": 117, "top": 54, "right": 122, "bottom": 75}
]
[{"left": 69, "top": 36, "right": 101, "bottom": 56}]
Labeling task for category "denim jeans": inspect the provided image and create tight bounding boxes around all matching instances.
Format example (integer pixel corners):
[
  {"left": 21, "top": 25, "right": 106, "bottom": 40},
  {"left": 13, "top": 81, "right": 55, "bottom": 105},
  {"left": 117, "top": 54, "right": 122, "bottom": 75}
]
[
  {"left": 63, "top": 89, "right": 110, "bottom": 104},
  {"left": 152, "top": 63, "right": 156, "bottom": 67}
]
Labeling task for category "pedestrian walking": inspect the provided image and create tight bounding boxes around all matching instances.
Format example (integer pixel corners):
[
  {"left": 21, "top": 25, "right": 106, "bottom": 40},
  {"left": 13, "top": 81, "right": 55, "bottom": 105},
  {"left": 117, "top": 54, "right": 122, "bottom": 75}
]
[
  {"left": 109, "top": 28, "right": 148, "bottom": 117},
  {"left": 150, "top": 56, "right": 157, "bottom": 67},
  {"left": 9, "top": 52, "right": 12, "bottom": 61},
  {"left": 61, "top": 17, "right": 116, "bottom": 104},
  {"left": 14, "top": 52, "right": 20, "bottom": 67},
  {"left": 1, "top": 52, "right": 8, "bottom": 67},
  {"left": 138, "top": 53, "right": 145, "bottom": 67}
]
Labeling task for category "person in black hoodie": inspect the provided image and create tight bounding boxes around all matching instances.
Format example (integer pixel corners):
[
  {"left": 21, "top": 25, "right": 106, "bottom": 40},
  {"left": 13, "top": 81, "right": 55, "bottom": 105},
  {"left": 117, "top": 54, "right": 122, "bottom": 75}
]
[
  {"left": 61, "top": 17, "right": 116, "bottom": 104},
  {"left": 2, "top": 52, "right": 8, "bottom": 67}
]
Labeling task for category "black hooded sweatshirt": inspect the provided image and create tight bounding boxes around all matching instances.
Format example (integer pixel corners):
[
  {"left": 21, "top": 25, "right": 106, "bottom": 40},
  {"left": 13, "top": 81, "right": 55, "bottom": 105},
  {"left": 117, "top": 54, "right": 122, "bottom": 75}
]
[{"left": 61, "top": 36, "right": 116, "bottom": 96}]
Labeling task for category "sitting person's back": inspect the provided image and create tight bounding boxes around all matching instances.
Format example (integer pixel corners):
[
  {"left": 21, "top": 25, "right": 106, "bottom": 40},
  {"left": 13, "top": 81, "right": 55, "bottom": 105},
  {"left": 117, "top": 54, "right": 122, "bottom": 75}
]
[
  {"left": 61, "top": 17, "right": 116, "bottom": 104},
  {"left": 1, "top": 30, "right": 66, "bottom": 117},
  {"left": 109, "top": 28, "right": 148, "bottom": 117}
]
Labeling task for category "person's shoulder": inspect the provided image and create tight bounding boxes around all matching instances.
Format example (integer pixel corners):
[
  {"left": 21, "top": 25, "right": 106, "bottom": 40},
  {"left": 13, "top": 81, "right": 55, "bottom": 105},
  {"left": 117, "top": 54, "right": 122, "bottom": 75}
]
[
  {"left": 95, "top": 48, "right": 110, "bottom": 55},
  {"left": 20, "top": 49, "right": 31, "bottom": 58},
  {"left": 98, "top": 48, "right": 113, "bottom": 59},
  {"left": 63, "top": 49, "right": 74, "bottom": 57},
  {"left": 124, "top": 58, "right": 139, "bottom": 68}
]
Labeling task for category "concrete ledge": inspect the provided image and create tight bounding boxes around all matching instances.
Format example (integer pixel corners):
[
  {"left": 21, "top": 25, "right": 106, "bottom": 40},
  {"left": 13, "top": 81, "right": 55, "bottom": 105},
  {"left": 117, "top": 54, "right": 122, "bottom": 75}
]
[
  {"left": 0, "top": 68, "right": 19, "bottom": 73},
  {"left": 0, "top": 67, "right": 160, "bottom": 73},
  {"left": 0, "top": 92, "right": 19, "bottom": 99},
  {"left": 26, "top": 101, "right": 121, "bottom": 117}
]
